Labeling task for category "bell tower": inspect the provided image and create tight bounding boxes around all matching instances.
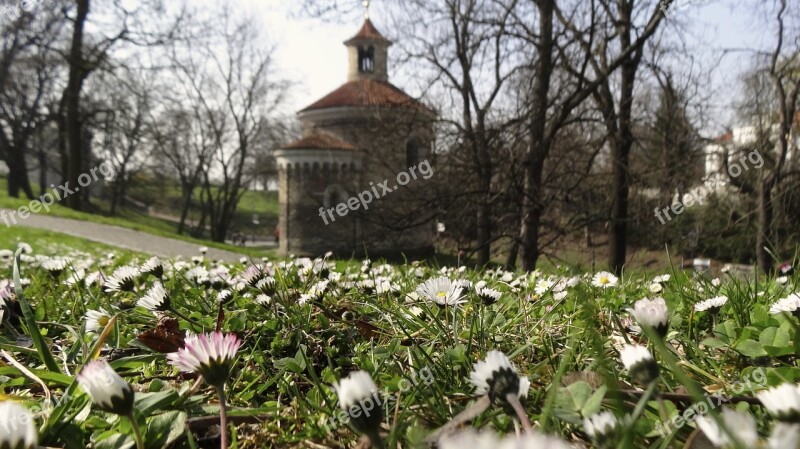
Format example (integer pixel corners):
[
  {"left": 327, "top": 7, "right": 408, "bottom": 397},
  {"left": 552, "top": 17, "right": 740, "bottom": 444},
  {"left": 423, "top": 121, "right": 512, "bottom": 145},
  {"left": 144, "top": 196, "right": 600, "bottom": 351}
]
[{"left": 344, "top": 3, "right": 392, "bottom": 82}]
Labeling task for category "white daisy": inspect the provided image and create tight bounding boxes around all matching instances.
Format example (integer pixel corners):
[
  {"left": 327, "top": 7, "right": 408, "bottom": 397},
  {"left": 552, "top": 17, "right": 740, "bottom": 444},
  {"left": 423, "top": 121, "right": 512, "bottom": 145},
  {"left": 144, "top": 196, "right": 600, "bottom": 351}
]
[
  {"left": 76, "top": 360, "right": 134, "bottom": 416},
  {"left": 653, "top": 274, "right": 671, "bottom": 284},
  {"left": 584, "top": 410, "right": 619, "bottom": 441},
  {"left": 137, "top": 282, "right": 170, "bottom": 312},
  {"left": 476, "top": 286, "right": 502, "bottom": 305},
  {"left": 648, "top": 283, "right": 663, "bottom": 293},
  {"left": 41, "top": 257, "right": 68, "bottom": 275},
  {"left": 140, "top": 257, "right": 163, "bottom": 278},
  {"left": 757, "top": 383, "right": 800, "bottom": 421},
  {"left": 0, "top": 249, "right": 13, "bottom": 263},
  {"left": 769, "top": 423, "right": 800, "bottom": 449},
  {"left": 770, "top": 294, "right": 800, "bottom": 316},
  {"left": 534, "top": 278, "right": 555, "bottom": 295},
  {"left": 198, "top": 246, "right": 208, "bottom": 254},
  {"left": 470, "top": 350, "right": 530, "bottom": 400},
  {"left": 627, "top": 297, "right": 669, "bottom": 337},
  {"left": 333, "top": 370, "right": 383, "bottom": 435},
  {"left": 85, "top": 308, "right": 113, "bottom": 333},
  {"left": 103, "top": 266, "right": 139, "bottom": 293},
  {"left": 695, "top": 296, "right": 728, "bottom": 313},
  {"left": 416, "top": 277, "right": 465, "bottom": 306},
  {"left": 0, "top": 401, "right": 38, "bottom": 449},
  {"left": 778, "top": 276, "right": 790, "bottom": 285},
  {"left": 695, "top": 408, "right": 758, "bottom": 448},
  {"left": 592, "top": 271, "right": 618, "bottom": 289},
  {"left": 620, "top": 344, "right": 659, "bottom": 384}
]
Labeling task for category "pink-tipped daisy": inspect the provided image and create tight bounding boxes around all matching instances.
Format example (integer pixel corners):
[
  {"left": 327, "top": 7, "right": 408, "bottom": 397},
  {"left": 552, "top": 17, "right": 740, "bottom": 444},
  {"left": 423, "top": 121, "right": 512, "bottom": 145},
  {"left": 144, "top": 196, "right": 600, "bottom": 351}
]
[{"left": 167, "top": 332, "right": 241, "bottom": 387}]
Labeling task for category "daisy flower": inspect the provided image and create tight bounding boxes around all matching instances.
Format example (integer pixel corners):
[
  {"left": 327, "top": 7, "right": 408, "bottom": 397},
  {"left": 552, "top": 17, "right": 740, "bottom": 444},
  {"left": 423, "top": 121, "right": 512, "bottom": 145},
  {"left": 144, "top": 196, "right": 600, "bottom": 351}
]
[
  {"left": 620, "top": 344, "right": 659, "bottom": 384},
  {"left": 592, "top": 271, "right": 618, "bottom": 289},
  {"left": 769, "top": 423, "right": 800, "bottom": 449},
  {"left": 140, "top": 257, "right": 163, "bottom": 278},
  {"left": 770, "top": 294, "right": 800, "bottom": 317},
  {"left": 627, "top": 297, "right": 669, "bottom": 337},
  {"left": 103, "top": 266, "right": 139, "bottom": 293},
  {"left": 695, "top": 408, "right": 758, "bottom": 448},
  {"left": 583, "top": 411, "right": 619, "bottom": 445},
  {"left": 137, "top": 282, "right": 170, "bottom": 312},
  {"left": 41, "top": 258, "right": 68, "bottom": 277},
  {"left": 534, "top": 278, "right": 555, "bottom": 295},
  {"left": 0, "top": 401, "right": 38, "bottom": 449},
  {"left": 695, "top": 296, "right": 728, "bottom": 314},
  {"left": 333, "top": 370, "right": 383, "bottom": 437},
  {"left": 416, "top": 277, "right": 465, "bottom": 306},
  {"left": 167, "top": 331, "right": 241, "bottom": 387},
  {"left": 76, "top": 360, "right": 134, "bottom": 416},
  {"left": 757, "top": 383, "right": 800, "bottom": 421},
  {"left": 476, "top": 286, "right": 502, "bottom": 305},
  {"left": 85, "top": 308, "right": 113, "bottom": 333},
  {"left": 470, "top": 350, "right": 532, "bottom": 430}
]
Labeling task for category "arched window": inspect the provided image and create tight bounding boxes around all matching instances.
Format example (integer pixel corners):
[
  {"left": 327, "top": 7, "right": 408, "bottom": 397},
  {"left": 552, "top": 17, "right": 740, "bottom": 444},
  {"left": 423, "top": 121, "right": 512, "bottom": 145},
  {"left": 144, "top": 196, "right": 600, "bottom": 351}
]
[
  {"left": 358, "top": 46, "right": 375, "bottom": 73},
  {"left": 323, "top": 184, "right": 349, "bottom": 209}
]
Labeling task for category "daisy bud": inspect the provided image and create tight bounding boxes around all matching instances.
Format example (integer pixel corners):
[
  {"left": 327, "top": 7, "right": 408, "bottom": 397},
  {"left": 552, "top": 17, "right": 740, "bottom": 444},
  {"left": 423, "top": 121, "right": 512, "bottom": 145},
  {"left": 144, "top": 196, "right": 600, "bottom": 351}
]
[
  {"left": 757, "top": 384, "right": 800, "bottom": 422},
  {"left": 76, "top": 360, "right": 135, "bottom": 416},
  {"left": 470, "top": 350, "right": 530, "bottom": 413},
  {"left": 779, "top": 262, "right": 795, "bottom": 277},
  {"left": 0, "top": 401, "right": 38, "bottom": 449},
  {"left": 583, "top": 411, "right": 619, "bottom": 446},
  {"left": 695, "top": 408, "right": 758, "bottom": 448},
  {"left": 620, "top": 344, "right": 659, "bottom": 384},
  {"left": 628, "top": 297, "right": 669, "bottom": 338},
  {"left": 167, "top": 332, "right": 241, "bottom": 388},
  {"left": 333, "top": 370, "right": 383, "bottom": 437}
]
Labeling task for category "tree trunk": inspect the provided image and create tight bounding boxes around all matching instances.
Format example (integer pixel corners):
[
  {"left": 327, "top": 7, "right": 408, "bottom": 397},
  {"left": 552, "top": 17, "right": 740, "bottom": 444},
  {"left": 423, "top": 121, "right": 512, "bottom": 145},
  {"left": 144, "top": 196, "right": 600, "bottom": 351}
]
[
  {"left": 177, "top": 186, "right": 193, "bottom": 235},
  {"left": 756, "top": 179, "right": 774, "bottom": 273},
  {"left": 6, "top": 148, "right": 35, "bottom": 199},
  {"left": 64, "top": 0, "right": 90, "bottom": 211},
  {"left": 520, "top": 0, "right": 554, "bottom": 272}
]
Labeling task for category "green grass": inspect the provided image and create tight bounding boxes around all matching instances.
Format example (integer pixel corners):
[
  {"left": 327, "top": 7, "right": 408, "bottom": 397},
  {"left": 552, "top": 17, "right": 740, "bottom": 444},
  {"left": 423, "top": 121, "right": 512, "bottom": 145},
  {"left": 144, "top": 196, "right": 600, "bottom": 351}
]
[
  {"left": 2, "top": 241, "right": 798, "bottom": 448},
  {"left": 0, "top": 177, "right": 274, "bottom": 258}
]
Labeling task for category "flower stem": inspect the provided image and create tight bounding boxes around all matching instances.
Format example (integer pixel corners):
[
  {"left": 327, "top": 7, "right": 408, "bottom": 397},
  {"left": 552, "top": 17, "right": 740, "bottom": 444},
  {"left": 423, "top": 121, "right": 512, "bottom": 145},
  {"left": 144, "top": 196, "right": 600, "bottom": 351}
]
[
  {"left": 128, "top": 413, "right": 145, "bottom": 449},
  {"left": 367, "top": 429, "right": 386, "bottom": 449},
  {"left": 505, "top": 393, "right": 533, "bottom": 434},
  {"left": 215, "top": 384, "right": 229, "bottom": 449}
]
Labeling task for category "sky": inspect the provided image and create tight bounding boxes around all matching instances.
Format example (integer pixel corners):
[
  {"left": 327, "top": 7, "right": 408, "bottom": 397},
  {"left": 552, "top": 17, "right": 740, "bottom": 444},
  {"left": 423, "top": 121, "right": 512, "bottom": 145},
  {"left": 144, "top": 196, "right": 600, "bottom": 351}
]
[{"left": 251, "top": 0, "right": 769, "bottom": 136}]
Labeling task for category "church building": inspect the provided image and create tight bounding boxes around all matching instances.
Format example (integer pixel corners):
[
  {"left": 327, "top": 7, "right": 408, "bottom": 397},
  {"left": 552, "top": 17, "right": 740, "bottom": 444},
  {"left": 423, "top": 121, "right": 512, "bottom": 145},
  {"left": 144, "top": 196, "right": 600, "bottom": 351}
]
[{"left": 274, "top": 15, "right": 436, "bottom": 257}]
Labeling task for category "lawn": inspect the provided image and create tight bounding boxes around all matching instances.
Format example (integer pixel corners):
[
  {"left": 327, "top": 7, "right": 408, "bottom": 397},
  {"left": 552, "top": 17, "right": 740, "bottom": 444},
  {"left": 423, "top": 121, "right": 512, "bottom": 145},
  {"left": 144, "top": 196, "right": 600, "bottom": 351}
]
[
  {"left": 1, "top": 233, "right": 799, "bottom": 449},
  {"left": 0, "top": 177, "right": 274, "bottom": 258}
]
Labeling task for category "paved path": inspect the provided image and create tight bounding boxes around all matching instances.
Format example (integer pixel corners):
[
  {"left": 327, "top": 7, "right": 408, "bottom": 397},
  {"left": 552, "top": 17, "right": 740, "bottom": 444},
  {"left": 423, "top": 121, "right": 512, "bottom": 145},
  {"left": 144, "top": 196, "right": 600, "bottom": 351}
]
[{"left": 4, "top": 210, "right": 248, "bottom": 263}]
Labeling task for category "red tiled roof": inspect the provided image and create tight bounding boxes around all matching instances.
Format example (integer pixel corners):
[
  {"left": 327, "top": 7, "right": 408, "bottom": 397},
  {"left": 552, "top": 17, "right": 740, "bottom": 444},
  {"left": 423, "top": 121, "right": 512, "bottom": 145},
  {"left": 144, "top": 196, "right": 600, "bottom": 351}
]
[
  {"left": 345, "top": 19, "right": 391, "bottom": 45},
  {"left": 300, "top": 79, "right": 432, "bottom": 113},
  {"left": 282, "top": 132, "right": 357, "bottom": 151},
  {"left": 715, "top": 131, "right": 733, "bottom": 143}
]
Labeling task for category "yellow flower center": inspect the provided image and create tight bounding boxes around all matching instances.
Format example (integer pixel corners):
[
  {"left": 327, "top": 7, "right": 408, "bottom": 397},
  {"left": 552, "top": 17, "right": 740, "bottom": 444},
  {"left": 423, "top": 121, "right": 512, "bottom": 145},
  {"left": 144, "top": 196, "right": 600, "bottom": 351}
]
[
  {"left": 436, "top": 291, "right": 447, "bottom": 298},
  {"left": 600, "top": 276, "right": 609, "bottom": 284},
  {"left": 98, "top": 316, "right": 110, "bottom": 327}
]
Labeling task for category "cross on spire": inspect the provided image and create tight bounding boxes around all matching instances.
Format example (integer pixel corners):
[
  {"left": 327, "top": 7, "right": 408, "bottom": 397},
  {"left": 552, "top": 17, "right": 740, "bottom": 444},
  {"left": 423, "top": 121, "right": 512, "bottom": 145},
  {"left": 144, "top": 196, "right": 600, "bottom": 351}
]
[{"left": 363, "top": 0, "right": 370, "bottom": 20}]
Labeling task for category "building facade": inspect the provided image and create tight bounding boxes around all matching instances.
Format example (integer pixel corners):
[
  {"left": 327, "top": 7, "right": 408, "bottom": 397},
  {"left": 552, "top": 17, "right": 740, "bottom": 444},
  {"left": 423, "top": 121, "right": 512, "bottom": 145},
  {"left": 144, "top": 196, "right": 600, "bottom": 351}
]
[{"left": 274, "top": 18, "right": 436, "bottom": 257}]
